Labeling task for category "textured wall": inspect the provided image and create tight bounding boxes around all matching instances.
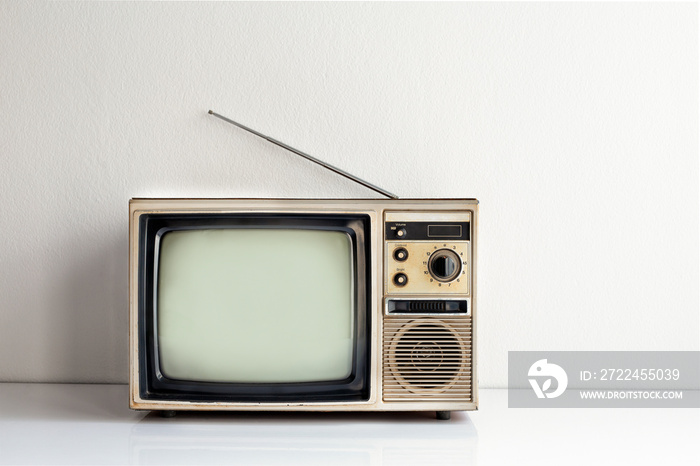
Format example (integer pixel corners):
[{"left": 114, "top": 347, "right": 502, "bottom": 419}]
[{"left": 0, "top": 2, "right": 697, "bottom": 386}]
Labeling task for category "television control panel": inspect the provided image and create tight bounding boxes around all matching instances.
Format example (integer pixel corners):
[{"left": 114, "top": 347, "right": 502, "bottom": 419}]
[{"left": 384, "top": 211, "right": 472, "bottom": 298}]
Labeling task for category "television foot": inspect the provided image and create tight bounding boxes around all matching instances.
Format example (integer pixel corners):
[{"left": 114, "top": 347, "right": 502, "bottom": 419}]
[
  {"left": 436, "top": 411, "right": 451, "bottom": 420},
  {"left": 160, "top": 410, "right": 177, "bottom": 418}
]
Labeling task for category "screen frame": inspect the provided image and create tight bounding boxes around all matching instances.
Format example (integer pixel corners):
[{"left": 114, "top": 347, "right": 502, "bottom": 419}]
[{"left": 137, "top": 213, "right": 371, "bottom": 403}]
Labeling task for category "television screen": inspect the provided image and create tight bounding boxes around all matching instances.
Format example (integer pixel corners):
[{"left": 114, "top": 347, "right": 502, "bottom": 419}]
[
  {"left": 157, "top": 229, "right": 354, "bottom": 383},
  {"left": 136, "top": 212, "right": 371, "bottom": 402}
]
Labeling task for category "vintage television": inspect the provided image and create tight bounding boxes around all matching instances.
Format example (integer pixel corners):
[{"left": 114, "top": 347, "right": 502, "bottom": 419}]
[
  {"left": 129, "top": 198, "right": 477, "bottom": 419},
  {"left": 129, "top": 112, "right": 478, "bottom": 420}
]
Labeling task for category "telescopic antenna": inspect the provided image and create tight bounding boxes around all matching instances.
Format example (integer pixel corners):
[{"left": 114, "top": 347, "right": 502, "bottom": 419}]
[{"left": 208, "top": 110, "right": 398, "bottom": 199}]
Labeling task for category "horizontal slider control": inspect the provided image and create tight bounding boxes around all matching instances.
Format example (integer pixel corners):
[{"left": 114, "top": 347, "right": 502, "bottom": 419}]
[{"left": 387, "top": 299, "right": 468, "bottom": 314}]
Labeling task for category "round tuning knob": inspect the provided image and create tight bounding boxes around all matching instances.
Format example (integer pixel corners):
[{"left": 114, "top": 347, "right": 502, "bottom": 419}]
[{"left": 428, "top": 249, "right": 462, "bottom": 282}]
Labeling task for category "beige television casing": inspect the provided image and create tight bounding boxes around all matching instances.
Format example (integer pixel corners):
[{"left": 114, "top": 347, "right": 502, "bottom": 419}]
[{"left": 129, "top": 198, "right": 478, "bottom": 414}]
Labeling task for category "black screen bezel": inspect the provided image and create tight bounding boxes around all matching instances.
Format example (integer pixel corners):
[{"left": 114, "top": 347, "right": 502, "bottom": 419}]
[{"left": 137, "top": 213, "right": 371, "bottom": 402}]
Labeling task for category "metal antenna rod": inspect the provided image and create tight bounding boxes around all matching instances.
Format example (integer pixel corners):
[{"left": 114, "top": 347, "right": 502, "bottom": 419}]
[{"left": 208, "top": 110, "right": 398, "bottom": 199}]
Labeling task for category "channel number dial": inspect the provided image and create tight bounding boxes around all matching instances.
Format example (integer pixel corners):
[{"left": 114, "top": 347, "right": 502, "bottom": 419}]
[{"left": 427, "top": 249, "right": 462, "bottom": 282}]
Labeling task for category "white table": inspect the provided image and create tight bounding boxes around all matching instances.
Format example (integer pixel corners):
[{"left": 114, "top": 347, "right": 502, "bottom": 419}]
[{"left": 0, "top": 384, "right": 697, "bottom": 465}]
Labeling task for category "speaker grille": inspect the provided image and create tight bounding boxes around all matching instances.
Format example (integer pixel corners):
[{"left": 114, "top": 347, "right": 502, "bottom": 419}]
[{"left": 383, "top": 317, "right": 472, "bottom": 401}]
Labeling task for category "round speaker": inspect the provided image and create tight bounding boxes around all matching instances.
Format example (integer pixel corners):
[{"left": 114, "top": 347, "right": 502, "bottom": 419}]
[{"left": 387, "top": 319, "right": 468, "bottom": 394}]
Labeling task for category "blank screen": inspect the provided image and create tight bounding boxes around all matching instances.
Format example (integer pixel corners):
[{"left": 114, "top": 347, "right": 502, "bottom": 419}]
[{"left": 157, "top": 229, "right": 354, "bottom": 383}]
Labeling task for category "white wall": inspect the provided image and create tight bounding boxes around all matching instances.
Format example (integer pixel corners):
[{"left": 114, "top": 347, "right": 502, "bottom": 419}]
[{"left": 0, "top": 2, "right": 697, "bottom": 387}]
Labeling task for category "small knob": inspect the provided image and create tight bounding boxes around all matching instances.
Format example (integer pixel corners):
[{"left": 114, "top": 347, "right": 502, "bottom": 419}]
[
  {"left": 393, "top": 247, "right": 409, "bottom": 262},
  {"left": 428, "top": 249, "right": 462, "bottom": 282},
  {"left": 393, "top": 273, "right": 408, "bottom": 287},
  {"left": 395, "top": 228, "right": 407, "bottom": 238}
]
